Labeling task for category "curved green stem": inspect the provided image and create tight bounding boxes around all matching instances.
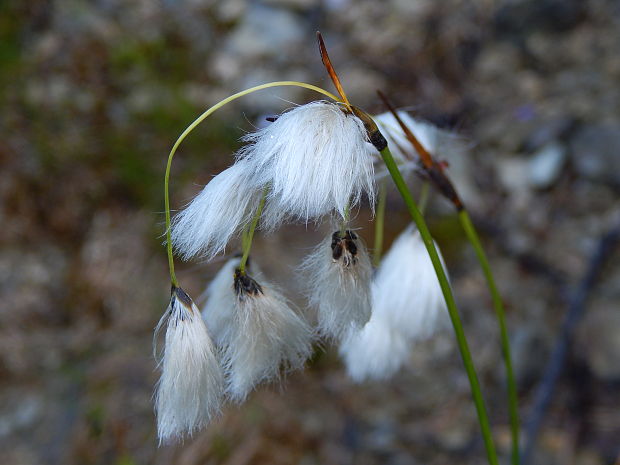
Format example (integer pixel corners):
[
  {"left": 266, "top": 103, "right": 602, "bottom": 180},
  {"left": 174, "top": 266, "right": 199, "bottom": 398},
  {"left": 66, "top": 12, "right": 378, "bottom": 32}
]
[
  {"left": 379, "top": 146, "right": 498, "bottom": 465},
  {"left": 164, "top": 81, "right": 340, "bottom": 285},
  {"left": 373, "top": 180, "right": 387, "bottom": 267},
  {"left": 459, "top": 209, "right": 520, "bottom": 465},
  {"left": 238, "top": 189, "right": 267, "bottom": 275}
]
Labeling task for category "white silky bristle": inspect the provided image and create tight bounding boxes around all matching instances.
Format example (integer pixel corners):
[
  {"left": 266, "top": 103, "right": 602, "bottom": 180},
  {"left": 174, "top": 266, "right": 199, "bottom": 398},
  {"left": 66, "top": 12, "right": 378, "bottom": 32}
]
[
  {"left": 223, "top": 277, "right": 314, "bottom": 402},
  {"left": 372, "top": 225, "right": 449, "bottom": 341},
  {"left": 170, "top": 160, "right": 261, "bottom": 260},
  {"left": 154, "top": 288, "right": 224, "bottom": 444},
  {"left": 303, "top": 231, "right": 373, "bottom": 340},
  {"left": 238, "top": 101, "right": 377, "bottom": 226},
  {"left": 339, "top": 317, "right": 410, "bottom": 382}
]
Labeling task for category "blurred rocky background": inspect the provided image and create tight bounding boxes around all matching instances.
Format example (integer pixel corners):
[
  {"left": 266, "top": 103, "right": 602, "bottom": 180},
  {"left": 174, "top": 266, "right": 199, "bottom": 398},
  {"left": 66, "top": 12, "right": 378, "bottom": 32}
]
[{"left": 1, "top": 0, "right": 619, "bottom": 464}]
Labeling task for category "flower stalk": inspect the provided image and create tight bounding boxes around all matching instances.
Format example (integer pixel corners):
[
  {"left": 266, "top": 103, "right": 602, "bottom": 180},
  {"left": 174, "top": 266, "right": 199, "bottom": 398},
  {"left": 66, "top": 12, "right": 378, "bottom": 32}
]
[
  {"left": 377, "top": 92, "right": 520, "bottom": 465},
  {"left": 373, "top": 180, "right": 387, "bottom": 267},
  {"left": 379, "top": 145, "right": 499, "bottom": 465},
  {"left": 239, "top": 188, "right": 267, "bottom": 275},
  {"left": 459, "top": 209, "right": 520, "bottom": 465}
]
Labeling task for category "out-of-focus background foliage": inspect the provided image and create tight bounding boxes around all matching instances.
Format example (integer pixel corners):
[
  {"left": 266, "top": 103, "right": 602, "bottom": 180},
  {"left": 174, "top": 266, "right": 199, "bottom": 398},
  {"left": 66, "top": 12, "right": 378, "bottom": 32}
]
[{"left": 1, "top": 0, "right": 619, "bottom": 464}]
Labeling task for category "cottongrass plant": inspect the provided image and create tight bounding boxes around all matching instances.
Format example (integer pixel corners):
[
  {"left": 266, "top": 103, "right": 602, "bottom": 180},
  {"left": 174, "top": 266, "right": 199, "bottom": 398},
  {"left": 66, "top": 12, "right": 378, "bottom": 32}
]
[{"left": 153, "top": 32, "right": 518, "bottom": 465}]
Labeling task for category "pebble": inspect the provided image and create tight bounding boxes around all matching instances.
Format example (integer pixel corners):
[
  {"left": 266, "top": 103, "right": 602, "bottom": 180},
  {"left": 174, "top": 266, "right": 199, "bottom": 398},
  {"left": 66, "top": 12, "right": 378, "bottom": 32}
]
[{"left": 527, "top": 141, "right": 566, "bottom": 189}]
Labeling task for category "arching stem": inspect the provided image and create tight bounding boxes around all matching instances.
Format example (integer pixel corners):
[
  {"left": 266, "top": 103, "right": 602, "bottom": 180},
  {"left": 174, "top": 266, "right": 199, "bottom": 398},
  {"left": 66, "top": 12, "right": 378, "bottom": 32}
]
[{"left": 163, "top": 81, "right": 341, "bottom": 285}]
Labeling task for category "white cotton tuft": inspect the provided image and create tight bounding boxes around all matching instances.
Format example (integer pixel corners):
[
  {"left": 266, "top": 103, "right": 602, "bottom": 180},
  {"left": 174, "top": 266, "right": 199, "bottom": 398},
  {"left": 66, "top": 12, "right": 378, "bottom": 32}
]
[
  {"left": 303, "top": 230, "right": 373, "bottom": 340},
  {"left": 372, "top": 225, "right": 449, "bottom": 340},
  {"left": 200, "top": 257, "right": 264, "bottom": 348},
  {"left": 223, "top": 272, "right": 314, "bottom": 402},
  {"left": 170, "top": 160, "right": 261, "bottom": 260},
  {"left": 338, "top": 226, "right": 449, "bottom": 381},
  {"left": 238, "top": 101, "right": 377, "bottom": 226},
  {"left": 154, "top": 287, "right": 224, "bottom": 444},
  {"left": 339, "top": 317, "right": 410, "bottom": 382}
]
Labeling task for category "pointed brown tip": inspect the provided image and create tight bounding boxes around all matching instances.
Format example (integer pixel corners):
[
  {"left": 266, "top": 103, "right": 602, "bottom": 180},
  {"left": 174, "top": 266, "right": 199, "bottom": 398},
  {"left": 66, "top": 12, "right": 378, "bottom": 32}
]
[{"left": 316, "top": 32, "right": 349, "bottom": 106}]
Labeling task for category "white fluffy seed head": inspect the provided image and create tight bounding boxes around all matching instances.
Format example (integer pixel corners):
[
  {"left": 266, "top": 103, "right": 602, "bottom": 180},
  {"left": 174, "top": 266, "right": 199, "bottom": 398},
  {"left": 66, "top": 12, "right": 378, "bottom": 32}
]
[
  {"left": 154, "top": 287, "right": 224, "bottom": 444},
  {"left": 339, "top": 317, "right": 410, "bottom": 382},
  {"left": 372, "top": 225, "right": 449, "bottom": 340},
  {"left": 338, "top": 226, "right": 449, "bottom": 382},
  {"left": 302, "top": 230, "right": 373, "bottom": 340},
  {"left": 222, "top": 272, "right": 314, "bottom": 402},
  {"left": 238, "top": 101, "right": 377, "bottom": 227},
  {"left": 170, "top": 160, "right": 261, "bottom": 261}
]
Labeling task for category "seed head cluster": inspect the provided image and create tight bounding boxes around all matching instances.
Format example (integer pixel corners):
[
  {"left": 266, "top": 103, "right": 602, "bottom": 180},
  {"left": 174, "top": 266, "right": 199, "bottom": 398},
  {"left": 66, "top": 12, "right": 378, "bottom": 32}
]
[{"left": 154, "top": 101, "right": 452, "bottom": 443}]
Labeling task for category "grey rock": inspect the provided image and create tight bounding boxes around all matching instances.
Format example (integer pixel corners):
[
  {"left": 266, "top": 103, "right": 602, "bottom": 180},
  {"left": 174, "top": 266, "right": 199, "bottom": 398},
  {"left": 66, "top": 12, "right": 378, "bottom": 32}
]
[
  {"left": 570, "top": 124, "right": 620, "bottom": 184},
  {"left": 225, "top": 5, "right": 305, "bottom": 60}
]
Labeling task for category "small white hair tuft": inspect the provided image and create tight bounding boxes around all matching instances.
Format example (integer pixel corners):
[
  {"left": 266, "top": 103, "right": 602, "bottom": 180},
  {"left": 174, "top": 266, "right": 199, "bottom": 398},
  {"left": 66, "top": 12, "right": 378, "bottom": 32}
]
[
  {"left": 154, "top": 287, "right": 224, "bottom": 444},
  {"left": 302, "top": 230, "right": 373, "bottom": 340},
  {"left": 373, "top": 225, "right": 449, "bottom": 341},
  {"left": 222, "top": 272, "right": 314, "bottom": 402},
  {"left": 170, "top": 160, "right": 262, "bottom": 261}
]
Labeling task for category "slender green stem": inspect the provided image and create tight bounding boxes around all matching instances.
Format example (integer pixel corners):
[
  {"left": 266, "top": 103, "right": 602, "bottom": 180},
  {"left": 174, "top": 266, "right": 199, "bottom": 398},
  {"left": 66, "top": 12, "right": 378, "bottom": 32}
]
[
  {"left": 164, "top": 153, "right": 179, "bottom": 287},
  {"left": 241, "top": 226, "right": 250, "bottom": 253},
  {"left": 163, "top": 81, "right": 340, "bottom": 286},
  {"left": 459, "top": 209, "right": 520, "bottom": 465},
  {"left": 373, "top": 180, "right": 387, "bottom": 267},
  {"left": 379, "top": 146, "right": 498, "bottom": 465},
  {"left": 238, "top": 190, "right": 267, "bottom": 274},
  {"left": 418, "top": 181, "right": 430, "bottom": 215}
]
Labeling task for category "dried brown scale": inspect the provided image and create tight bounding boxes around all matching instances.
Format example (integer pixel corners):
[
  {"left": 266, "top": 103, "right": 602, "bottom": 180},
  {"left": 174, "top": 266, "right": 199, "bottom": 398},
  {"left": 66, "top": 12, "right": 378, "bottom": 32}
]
[
  {"left": 233, "top": 268, "right": 263, "bottom": 297},
  {"left": 172, "top": 286, "right": 192, "bottom": 306}
]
